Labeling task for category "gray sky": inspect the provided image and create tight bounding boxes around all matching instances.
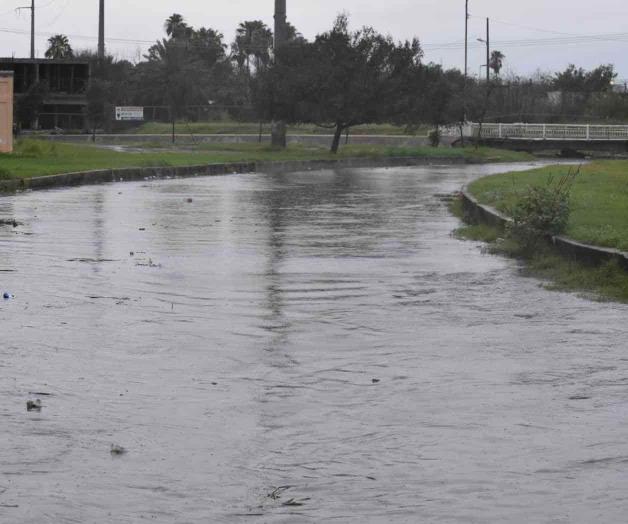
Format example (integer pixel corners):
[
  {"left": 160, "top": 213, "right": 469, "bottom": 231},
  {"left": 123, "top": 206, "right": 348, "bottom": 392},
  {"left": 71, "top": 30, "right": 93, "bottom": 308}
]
[{"left": 1, "top": 0, "right": 627, "bottom": 79}]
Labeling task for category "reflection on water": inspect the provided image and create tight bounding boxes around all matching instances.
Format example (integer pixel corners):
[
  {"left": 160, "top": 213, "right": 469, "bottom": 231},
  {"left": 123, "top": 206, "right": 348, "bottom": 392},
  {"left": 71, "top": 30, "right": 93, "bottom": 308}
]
[{"left": 1, "top": 164, "right": 627, "bottom": 523}]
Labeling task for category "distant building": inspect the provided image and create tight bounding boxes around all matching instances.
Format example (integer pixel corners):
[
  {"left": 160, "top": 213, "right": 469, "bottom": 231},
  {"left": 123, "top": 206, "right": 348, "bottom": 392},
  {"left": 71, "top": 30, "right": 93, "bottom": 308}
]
[{"left": 0, "top": 58, "right": 89, "bottom": 130}]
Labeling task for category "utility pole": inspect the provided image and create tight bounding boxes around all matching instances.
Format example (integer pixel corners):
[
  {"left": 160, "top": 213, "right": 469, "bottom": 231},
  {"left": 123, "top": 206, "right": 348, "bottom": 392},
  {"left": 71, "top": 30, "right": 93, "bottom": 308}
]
[
  {"left": 486, "top": 17, "right": 490, "bottom": 84},
  {"left": 271, "top": 0, "right": 287, "bottom": 148},
  {"left": 98, "top": 0, "right": 105, "bottom": 60},
  {"left": 464, "top": 0, "right": 469, "bottom": 84},
  {"left": 17, "top": 0, "right": 35, "bottom": 58},
  {"left": 477, "top": 18, "right": 490, "bottom": 83},
  {"left": 463, "top": 0, "right": 469, "bottom": 126},
  {"left": 30, "top": 0, "right": 35, "bottom": 59}
]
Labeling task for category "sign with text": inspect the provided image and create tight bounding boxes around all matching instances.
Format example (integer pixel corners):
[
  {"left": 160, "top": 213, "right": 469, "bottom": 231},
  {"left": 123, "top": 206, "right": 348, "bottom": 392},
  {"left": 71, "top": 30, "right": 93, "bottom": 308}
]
[{"left": 115, "top": 106, "right": 144, "bottom": 121}]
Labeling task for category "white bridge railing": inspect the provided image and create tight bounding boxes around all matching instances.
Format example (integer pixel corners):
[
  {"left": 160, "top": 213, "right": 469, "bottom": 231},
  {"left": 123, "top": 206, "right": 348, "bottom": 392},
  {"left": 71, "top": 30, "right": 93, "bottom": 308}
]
[{"left": 468, "top": 123, "right": 628, "bottom": 141}]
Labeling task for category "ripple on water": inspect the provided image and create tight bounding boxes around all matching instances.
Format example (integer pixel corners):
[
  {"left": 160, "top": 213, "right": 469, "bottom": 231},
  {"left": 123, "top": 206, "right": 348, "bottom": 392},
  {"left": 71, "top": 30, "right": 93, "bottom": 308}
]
[{"left": 1, "top": 163, "right": 627, "bottom": 523}]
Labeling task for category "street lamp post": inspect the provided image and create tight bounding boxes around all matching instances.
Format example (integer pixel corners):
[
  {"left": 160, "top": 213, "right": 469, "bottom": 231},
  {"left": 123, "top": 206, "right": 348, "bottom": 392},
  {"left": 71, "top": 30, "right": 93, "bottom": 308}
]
[{"left": 477, "top": 18, "right": 490, "bottom": 84}]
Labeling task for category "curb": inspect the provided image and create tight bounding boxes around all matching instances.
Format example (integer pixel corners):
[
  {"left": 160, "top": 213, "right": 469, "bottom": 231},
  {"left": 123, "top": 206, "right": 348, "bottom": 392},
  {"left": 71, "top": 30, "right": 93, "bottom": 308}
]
[
  {"left": 461, "top": 189, "right": 628, "bottom": 271},
  {"left": 0, "top": 155, "right": 469, "bottom": 195}
]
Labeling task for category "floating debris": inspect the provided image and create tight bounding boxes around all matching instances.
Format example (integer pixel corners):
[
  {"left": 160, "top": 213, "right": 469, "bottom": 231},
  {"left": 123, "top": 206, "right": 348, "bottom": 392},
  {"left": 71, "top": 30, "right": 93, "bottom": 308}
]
[
  {"left": 186, "top": 198, "right": 193, "bottom": 203},
  {"left": 3, "top": 292, "right": 13, "bottom": 300},
  {"left": 282, "top": 498, "right": 310, "bottom": 507},
  {"left": 136, "top": 258, "right": 161, "bottom": 268},
  {"left": 268, "top": 486, "right": 291, "bottom": 500},
  {"left": 110, "top": 444, "right": 127, "bottom": 456},
  {"left": 67, "top": 258, "right": 117, "bottom": 263},
  {"left": 372, "top": 378, "right": 380, "bottom": 384},
  {"left": 26, "top": 399, "right": 42, "bottom": 412}
]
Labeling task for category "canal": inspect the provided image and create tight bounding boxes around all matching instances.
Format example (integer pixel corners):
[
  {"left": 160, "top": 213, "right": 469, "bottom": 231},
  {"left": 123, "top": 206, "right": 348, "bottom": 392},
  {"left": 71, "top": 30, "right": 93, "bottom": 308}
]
[{"left": 1, "top": 163, "right": 627, "bottom": 523}]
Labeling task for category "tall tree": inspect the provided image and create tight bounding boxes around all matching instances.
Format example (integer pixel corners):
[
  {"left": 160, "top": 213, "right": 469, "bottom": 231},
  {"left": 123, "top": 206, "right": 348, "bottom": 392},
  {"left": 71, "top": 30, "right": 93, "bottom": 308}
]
[
  {"left": 45, "top": 34, "right": 74, "bottom": 59},
  {"left": 489, "top": 50, "right": 505, "bottom": 76},
  {"left": 255, "top": 15, "right": 424, "bottom": 153},
  {"left": 232, "top": 20, "right": 273, "bottom": 77},
  {"left": 164, "top": 13, "right": 191, "bottom": 39}
]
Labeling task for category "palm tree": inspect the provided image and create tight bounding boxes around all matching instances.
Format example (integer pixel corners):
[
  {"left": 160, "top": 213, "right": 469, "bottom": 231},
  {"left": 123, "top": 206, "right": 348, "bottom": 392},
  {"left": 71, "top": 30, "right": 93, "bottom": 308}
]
[
  {"left": 164, "top": 13, "right": 190, "bottom": 39},
  {"left": 232, "top": 21, "right": 273, "bottom": 77},
  {"left": 489, "top": 50, "right": 505, "bottom": 76},
  {"left": 45, "top": 34, "right": 74, "bottom": 59}
]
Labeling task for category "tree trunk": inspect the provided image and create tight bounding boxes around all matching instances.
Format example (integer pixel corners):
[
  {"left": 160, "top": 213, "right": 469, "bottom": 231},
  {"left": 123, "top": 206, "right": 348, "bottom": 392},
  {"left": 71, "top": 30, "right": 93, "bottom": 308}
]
[
  {"left": 271, "top": 120, "right": 286, "bottom": 148},
  {"left": 330, "top": 124, "right": 344, "bottom": 154}
]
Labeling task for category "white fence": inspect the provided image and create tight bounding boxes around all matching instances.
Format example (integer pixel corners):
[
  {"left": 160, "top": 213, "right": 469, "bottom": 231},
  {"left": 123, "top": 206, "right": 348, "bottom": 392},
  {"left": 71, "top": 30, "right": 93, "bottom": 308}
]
[{"left": 469, "top": 123, "right": 628, "bottom": 141}]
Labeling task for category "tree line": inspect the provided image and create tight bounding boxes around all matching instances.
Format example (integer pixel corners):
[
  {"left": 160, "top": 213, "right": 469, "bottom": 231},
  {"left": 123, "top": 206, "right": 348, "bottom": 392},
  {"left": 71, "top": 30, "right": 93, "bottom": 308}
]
[{"left": 34, "top": 13, "right": 628, "bottom": 151}]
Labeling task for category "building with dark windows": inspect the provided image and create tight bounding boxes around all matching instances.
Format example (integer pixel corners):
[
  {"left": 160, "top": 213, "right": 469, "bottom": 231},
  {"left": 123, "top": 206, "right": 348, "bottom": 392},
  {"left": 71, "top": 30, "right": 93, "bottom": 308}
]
[{"left": 0, "top": 58, "right": 89, "bottom": 130}]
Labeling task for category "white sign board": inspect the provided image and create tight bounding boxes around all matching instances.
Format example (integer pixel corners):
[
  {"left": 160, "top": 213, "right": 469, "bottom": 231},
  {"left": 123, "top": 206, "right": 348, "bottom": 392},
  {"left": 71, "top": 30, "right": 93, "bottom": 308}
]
[{"left": 115, "top": 106, "right": 144, "bottom": 121}]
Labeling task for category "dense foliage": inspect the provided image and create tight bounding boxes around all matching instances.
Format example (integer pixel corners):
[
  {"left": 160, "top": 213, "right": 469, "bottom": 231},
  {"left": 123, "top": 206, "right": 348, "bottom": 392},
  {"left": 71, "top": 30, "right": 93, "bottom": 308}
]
[{"left": 26, "top": 13, "right": 628, "bottom": 148}]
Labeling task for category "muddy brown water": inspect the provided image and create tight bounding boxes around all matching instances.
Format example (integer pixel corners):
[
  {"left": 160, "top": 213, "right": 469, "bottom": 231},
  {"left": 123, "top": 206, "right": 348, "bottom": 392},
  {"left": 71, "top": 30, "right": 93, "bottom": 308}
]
[{"left": 1, "top": 164, "right": 627, "bottom": 523}]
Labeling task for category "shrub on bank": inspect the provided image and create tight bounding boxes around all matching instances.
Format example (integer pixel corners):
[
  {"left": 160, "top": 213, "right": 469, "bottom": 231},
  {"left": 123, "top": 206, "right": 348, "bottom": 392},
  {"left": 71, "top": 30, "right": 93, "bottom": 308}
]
[{"left": 506, "top": 168, "right": 578, "bottom": 253}]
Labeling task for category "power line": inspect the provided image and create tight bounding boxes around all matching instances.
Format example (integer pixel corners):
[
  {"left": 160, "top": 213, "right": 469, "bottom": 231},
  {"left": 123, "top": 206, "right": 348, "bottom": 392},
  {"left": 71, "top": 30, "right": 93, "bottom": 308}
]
[{"left": 1, "top": 25, "right": 628, "bottom": 53}]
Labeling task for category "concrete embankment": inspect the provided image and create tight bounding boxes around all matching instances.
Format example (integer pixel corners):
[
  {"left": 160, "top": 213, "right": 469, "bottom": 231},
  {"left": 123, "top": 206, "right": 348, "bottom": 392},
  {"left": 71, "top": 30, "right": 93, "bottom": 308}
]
[
  {"left": 461, "top": 189, "right": 628, "bottom": 271},
  {"left": 0, "top": 155, "right": 468, "bottom": 195}
]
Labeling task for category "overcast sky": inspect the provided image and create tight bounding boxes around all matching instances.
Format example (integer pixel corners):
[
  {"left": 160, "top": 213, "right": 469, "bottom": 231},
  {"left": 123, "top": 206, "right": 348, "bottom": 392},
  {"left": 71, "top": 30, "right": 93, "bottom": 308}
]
[{"left": 1, "top": 0, "right": 627, "bottom": 79}]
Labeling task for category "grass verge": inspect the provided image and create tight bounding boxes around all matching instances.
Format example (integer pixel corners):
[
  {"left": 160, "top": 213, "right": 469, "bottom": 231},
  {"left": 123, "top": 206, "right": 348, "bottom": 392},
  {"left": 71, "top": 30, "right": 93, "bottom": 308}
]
[
  {"left": 0, "top": 140, "right": 533, "bottom": 180},
  {"left": 126, "top": 121, "right": 430, "bottom": 136},
  {"left": 449, "top": 196, "right": 628, "bottom": 303},
  {"left": 468, "top": 160, "right": 628, "bottom": 252}
]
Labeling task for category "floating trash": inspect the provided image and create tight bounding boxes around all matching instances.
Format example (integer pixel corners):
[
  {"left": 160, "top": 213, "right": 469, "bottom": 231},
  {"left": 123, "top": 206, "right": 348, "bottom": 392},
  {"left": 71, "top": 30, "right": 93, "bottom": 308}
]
[
  {"left": 26, "top": 399, "right": 42, "bottom": 412},
  {"left": 110, "top": 444, "right": 127, "bottom": 456},
  {"left": 3, "top": 292, "right": 13, "bottom": 300}
]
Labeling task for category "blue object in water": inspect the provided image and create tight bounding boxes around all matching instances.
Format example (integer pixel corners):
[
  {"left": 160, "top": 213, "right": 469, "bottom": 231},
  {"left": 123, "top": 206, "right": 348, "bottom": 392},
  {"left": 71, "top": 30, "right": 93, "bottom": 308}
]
[{"left": 3, "top": 292, "right": 13, "bottom": 299}]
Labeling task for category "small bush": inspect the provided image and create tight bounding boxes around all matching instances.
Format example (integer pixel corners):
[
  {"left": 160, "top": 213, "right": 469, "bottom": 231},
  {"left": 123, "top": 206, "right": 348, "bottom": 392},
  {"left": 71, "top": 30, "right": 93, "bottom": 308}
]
[
  {"left": 0, "top": 167, "right": 12, "bottom": 180},
  {"left": 17, "top": 139, "right": 45, "bottom": 157},
  {"left": 507, "top": 167, "right": 579, "bottom": 252},
  {"left": 428, "top": 128, "right": 441, "bottom": 147}
]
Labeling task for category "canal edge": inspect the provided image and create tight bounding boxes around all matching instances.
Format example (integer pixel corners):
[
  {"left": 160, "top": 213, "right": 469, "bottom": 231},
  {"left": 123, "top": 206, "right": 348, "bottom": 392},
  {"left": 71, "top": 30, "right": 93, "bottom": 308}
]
[
  {"left": 460, "top": 188, "right": 628, "bottom": 271},
  {"left": 0, "top": 155, "right": 476, "bottom": 195}
]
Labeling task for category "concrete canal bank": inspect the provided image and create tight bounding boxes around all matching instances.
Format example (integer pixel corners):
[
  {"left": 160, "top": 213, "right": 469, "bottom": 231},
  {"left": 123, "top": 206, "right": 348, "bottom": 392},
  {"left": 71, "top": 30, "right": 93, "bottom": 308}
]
[
  {"left": 0, "top": 155, "right": 471, "bottom": 194},
  {"left": 461, "top": 189, "right": 628, "bottom": 270}
]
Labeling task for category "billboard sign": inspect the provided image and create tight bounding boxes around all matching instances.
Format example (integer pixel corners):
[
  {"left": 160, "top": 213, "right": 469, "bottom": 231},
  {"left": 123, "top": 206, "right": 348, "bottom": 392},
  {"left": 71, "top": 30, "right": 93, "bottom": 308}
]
[{"left": 115, "top": 106, "right": 144, "bottom": 121}]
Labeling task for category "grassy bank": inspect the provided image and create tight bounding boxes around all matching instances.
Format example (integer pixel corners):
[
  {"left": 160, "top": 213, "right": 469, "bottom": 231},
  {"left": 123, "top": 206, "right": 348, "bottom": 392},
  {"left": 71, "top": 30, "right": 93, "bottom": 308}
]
[
  {"left": 450, "top": 161, "right": 628, "bottom": 302},
  {"left": 126, "top": 121, "right": 429, "bottom": 136},
  {"left": 468, "top": 161, "right": 628, "bottom": 252},
  {"left": 0, "top": 140, "right": 533, "bottom": 180}
]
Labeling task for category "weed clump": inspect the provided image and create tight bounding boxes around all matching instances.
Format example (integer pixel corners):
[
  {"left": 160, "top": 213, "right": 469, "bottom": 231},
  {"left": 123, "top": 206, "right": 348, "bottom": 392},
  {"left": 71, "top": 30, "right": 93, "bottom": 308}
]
[{"left": 506, "top": 167, "right": 579, "bottom": 254}]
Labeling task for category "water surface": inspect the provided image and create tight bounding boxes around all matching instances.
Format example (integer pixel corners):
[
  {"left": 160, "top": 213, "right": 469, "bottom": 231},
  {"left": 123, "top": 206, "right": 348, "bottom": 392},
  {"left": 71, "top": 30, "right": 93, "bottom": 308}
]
[{"left": 1, "top": 164, "right": 627, "bottom": 523}]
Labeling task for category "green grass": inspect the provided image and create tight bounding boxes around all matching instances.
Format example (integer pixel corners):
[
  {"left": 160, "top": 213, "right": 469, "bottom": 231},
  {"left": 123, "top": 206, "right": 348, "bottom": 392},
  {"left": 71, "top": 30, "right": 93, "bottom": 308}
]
[
  {"left": 0, "top": 140, "right": 533, "bottom": 180},
  {"left": 128, "top": 121, "right": 430, "bottom": 136},
  {"left": 527, "top": 254, "right": 628, "bottom": 302},
  {"left": 468, "top": 160, "right": 628, "bottom": 252}
]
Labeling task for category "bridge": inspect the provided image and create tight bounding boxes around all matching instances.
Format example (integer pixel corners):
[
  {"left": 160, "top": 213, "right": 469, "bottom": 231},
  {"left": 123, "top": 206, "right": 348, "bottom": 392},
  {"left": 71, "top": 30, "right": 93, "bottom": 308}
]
[{"left": 463, "top": 123, "right": 628, "bottom": 153}]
